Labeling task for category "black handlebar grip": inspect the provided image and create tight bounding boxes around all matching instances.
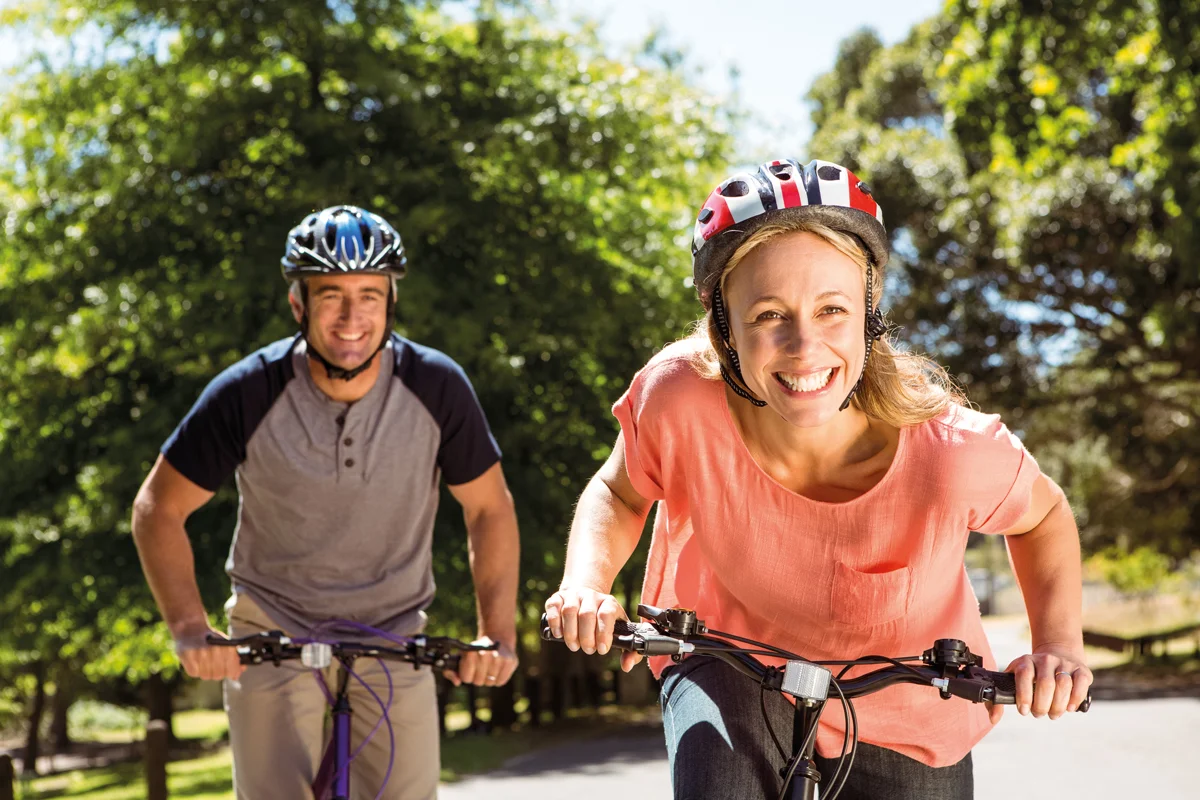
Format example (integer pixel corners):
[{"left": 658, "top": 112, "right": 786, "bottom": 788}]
[
  {"left": 443, "top": 654, "right": 461, "bottom": 673},
  {"left": 982, "top": 668, "right": 1017, "bottom": 705},
  {"left": 969, "top": 667, "right": 1091, "bottom": 712}
]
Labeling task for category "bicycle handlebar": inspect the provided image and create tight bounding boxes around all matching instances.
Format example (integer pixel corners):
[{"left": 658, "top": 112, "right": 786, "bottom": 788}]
[
  {"left": 206, "top": 630, "right": 497, "bottom": 672},
  {"left": 539, "top": 611, "right": 1090, "bottom": 712}
]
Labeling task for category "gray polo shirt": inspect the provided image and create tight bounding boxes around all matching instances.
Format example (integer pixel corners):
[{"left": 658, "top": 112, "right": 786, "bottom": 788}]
[{"left": 162, "top": 333, "right": 501, "bottom": 639}]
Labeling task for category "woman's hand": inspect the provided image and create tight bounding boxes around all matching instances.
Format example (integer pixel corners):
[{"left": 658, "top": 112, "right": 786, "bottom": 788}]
[
  {"left": 544, "top": 585, "right": 643, "bottom": 673},
  {"left": 994, "top": 644, "right": 1092, "bottom": 722}
]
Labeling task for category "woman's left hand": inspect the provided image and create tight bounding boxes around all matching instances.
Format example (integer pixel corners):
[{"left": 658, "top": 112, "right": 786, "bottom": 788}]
[{"left": 992, "top": 645, "right": 1093, "bottom": 723}]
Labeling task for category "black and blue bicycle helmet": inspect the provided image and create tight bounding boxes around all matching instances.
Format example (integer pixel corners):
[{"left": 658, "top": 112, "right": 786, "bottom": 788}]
[
  {"left": 282, "top": 205, "right": 407, "bottom": 279},
  {"left": 281, "top": 205, "right": 407, "bottom": 381}
]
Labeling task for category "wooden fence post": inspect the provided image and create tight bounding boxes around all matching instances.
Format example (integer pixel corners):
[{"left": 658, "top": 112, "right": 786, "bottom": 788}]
[
  {"left": 0, "top": 754, "right": 15, "bottom": 800},
  {"left": 145, "top": 720, "right": 169, "bottom": 800}
]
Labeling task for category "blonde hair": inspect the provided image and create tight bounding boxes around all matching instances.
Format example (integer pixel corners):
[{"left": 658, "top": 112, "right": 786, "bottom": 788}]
[{"left": 686, "top": 218, "right": 965, "bottom": 427}]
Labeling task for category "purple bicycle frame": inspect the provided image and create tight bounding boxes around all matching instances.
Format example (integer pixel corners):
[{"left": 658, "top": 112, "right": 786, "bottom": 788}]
[{"left": 311, "top": 673, "right": 356, "bottom": 800}]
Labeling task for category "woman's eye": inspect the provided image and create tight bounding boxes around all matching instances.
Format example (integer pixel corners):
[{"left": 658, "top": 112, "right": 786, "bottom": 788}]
[
  {"left": 755, "top": 311, "right": 783, "bottom": 321},
  {"left": 821, "top": 306, "right": 848, "bottom": 316}
]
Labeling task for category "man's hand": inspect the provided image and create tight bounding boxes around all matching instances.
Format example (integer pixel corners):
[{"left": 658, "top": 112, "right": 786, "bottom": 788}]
[
  {"left": 449, "top": 636, "right": 518, "bottom": 688},
  {"left": 174, "top": 624, "right": 246, "bottom": 681}
]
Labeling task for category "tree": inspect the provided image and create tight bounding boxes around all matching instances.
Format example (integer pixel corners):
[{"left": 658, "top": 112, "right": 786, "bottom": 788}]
[
  {"left": 0, "top": 0, "right": 731, "bottom": 716},
  {"left": 806, "top": 1, "right": 1200, "bottom": 556}
]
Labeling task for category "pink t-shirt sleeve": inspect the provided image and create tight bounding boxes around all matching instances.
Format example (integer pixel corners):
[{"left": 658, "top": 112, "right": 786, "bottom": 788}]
[
  {"left": 612, "top": 361, "right": 668, "bottom": 502},
  {"left": 959, "top": 411, "right": 1041, "bottom": 534}
]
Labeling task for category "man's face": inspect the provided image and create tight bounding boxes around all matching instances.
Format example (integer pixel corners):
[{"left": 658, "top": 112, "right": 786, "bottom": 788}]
[{"left": 290, "top": 273, "right": 391, "bottom": 370}]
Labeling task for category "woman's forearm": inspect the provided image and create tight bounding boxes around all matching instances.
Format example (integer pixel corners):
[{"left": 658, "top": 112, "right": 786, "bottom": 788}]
[
  {"left": 1005, "top": 491, "right": 1084, "bottom": 651},
  {"left": 561, "top": 474, "right": 648, "bottom": 592}
]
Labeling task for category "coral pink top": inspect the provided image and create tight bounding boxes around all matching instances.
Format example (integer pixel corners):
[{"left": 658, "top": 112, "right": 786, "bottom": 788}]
[{"left": 613, "top": 339, "right": 1040, "bottom": 768}]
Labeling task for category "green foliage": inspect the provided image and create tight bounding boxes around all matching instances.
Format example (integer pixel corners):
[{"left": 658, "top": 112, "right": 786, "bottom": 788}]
[
  {"left": 0, "top": 0, "right": 730, "bottom": 705},
  {"left": 67, "top": 699, "right": 148, "bottom": 738},
  {"left": 1086, "top": 545, "right": 1178, "bottom": 597},
  {"left": 807, "top": 0, "right": 1200, "bottom": 557}
]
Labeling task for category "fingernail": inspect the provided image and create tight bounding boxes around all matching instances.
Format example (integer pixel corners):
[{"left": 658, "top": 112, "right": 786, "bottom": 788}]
[
  {"left": 1019, "top": 704, "right": 1029, "bottom": 716},
  {"left": 598, "top": 644, "right": 608, "bottom": 655},
  {"left": 584, "top": 646, "right": 594, "bottom": 655},
  {"left": 1068, "top": 704, "right": 1077, "bottom": 713}
]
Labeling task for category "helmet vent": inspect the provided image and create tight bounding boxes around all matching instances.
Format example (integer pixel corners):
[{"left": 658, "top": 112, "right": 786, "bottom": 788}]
[
  {"left": 817, "top": 165, "right": 842, "bottom": 181},
  {"left": 768, "top": 164, "right": 793, "bottom": 181},
  {"left": 720, "top": 180, "right": 750, "bottom": 198}
]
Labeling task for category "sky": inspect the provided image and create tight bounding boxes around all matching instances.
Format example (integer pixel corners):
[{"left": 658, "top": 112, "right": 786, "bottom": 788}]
[
  {"left": 2, "top": 0, "right": 946, "bottom": 157},
  {"left": 552, "top": 0, "right": 946, "bottom": 158}
]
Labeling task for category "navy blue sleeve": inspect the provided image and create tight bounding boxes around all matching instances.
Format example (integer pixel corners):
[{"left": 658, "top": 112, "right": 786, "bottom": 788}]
[
  {"left": 398, "top": 340, "right": 502, "bottom": 486},
  {"left": 161, "top": 339, "right": 296, "bottom": 492}
]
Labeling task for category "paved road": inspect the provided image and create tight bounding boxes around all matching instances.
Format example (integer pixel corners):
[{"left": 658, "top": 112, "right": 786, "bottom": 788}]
[{"left": 441, "top": 618, "right": 1200, "bottom": 799}]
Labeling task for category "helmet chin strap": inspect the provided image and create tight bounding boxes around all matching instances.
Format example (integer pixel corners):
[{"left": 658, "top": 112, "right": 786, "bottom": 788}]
[
  {"left": 298, "top": 281, "right": 395, "bottom": 382},
  {"left": 839, "top": 259, "right": 888, "bottom": 412},
  {"left": 711, "top": 284, "right": 768, "bottom": 408}
]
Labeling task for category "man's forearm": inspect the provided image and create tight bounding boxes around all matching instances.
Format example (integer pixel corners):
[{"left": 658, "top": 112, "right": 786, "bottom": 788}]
[
  {"left": 131, "top": 505, "right": 211, "bottom": 636},
  {"left": 1006, "top": 495, "right": 1084, "bottom": 650},
  {"left": 465, "top": 502, "right": 520, "bottom": 646}
]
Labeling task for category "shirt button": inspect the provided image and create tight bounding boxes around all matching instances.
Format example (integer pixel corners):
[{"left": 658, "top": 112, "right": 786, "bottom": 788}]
[
  {"left": 343, "top": 437, "right": 354, "bottom": 446},
  {"left": 345, "top": 458, "right": 355, "bottom": 468}
]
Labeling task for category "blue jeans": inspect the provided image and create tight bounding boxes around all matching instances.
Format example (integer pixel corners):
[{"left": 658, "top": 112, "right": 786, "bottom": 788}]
[{"left": 660, "top": 657, "right": 974, "bottom": 800}]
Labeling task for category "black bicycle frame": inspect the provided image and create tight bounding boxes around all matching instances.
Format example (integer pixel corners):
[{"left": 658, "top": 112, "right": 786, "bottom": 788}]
[{"left": 786, "top": 699, "right": 824, "bottom": 799}]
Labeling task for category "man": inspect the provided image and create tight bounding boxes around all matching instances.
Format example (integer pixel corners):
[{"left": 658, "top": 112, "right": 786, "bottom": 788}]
[{"left": 131, "top": 205, "right": 519, "bottom": 800}]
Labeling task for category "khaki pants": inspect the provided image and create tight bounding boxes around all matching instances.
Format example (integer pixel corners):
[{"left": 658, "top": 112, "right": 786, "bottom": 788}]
[{"left": 223, "top": 593, "right": 440, "bottom": 800}]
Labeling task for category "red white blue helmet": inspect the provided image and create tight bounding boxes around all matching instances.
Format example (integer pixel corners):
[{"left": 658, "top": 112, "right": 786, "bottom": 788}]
[{"left": 691, "top": 159, "right": 888, "bottom": 308}]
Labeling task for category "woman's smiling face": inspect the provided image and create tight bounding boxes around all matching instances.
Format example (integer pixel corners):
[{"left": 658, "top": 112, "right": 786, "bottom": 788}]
[{"left": 722, "top": 231, "right": 866, "bottom": 428}]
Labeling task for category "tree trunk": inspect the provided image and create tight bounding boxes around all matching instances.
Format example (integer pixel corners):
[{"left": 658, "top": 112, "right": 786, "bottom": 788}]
[
  {"left": 490, "top": 636, "right": 523, "bottom": 729},
  {"left": 1, "top": 753, "right": 15, "bottom": 800},
  {"left": 144, "top": 674, "right": 175, "bottom": 744},
  {"left": 144, "top": 720, "right": 169, "bottom": 800},
  {"left": 436, "top": 678, "right": 451, "bottom": 737},
  {"left": 50, "top": 665, "right": 74, "bottom": 753},
  {"left": 22, "top": 661, "right": 47, "bottom": 776},
  {"left": 525, "top": 674, "right": 542, "bottom": 727},
  {"left": 489, "top": 681, "right": 517, "bottom": 729}
]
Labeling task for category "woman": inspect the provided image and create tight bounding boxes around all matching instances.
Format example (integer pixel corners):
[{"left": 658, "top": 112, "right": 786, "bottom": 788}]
[{"left": 544, "top": 158, "right": 1092, "bottom": 799}]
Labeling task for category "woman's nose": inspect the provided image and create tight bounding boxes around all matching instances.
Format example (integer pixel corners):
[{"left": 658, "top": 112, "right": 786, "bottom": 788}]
[{"left": 781, "top": 320, "right": 816, "bottom": 356}]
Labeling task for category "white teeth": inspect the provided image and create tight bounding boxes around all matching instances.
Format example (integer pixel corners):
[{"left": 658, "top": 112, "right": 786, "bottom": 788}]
[
  {"left": 335, "top": 333, "right": 365, "bottom": 342},
  {"left": 777, "top": 369, "right": 833, "bottom": 393}
]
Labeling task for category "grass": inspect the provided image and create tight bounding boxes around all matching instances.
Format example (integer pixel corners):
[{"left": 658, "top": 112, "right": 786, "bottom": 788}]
[
  {"left": 23, "top": 752, "right": 233, "bottom": 800},
  {"left": 18, "top": 705, "right": 662, "bottom": 799}
]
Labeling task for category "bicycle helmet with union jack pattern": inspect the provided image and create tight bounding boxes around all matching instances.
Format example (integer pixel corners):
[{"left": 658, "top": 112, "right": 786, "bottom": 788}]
[{"left": 690, "top": 159, "right": 890, "bottom": 411}]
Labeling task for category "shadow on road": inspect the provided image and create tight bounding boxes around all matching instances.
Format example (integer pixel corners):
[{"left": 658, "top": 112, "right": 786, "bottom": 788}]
[
  {"left": 1088, "top": 666, "right": 1200, "bottom": 702},
  {"left": 478, "top": 729, "right": 667, "bottom": 779}
]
